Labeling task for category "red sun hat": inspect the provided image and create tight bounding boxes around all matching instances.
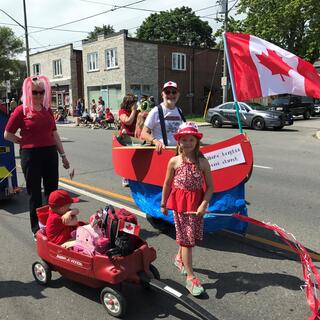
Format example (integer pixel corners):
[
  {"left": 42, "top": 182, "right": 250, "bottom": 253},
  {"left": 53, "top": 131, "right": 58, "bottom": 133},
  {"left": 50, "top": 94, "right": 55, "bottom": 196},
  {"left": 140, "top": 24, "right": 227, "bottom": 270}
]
[
  {"left": 162, "top": 81, "right": 178, "bottom": 91},
  {"left": 174, "top": 122, "right": 203, "bottom": 141},
  {"left": 48, "top": 189, "right": 79, "bottom": 208}
]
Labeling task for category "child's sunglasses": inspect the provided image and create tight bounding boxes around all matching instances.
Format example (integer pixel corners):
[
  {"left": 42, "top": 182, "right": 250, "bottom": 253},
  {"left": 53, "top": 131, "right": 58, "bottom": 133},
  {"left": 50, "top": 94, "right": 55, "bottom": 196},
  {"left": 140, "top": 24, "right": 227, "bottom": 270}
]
[{"left": 32, "top": 90, "right": 45, "bottom": 96}]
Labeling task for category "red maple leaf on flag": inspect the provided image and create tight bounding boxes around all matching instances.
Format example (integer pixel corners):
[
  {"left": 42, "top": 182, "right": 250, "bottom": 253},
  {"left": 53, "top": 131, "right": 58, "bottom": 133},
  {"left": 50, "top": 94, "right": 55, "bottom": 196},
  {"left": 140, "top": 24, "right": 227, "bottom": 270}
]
[
  {"left": 256, "top": 49, "right": 292, "bottom": 81},
  {"left": 125, "top": 223, "right": 133, "bottom": 231}
]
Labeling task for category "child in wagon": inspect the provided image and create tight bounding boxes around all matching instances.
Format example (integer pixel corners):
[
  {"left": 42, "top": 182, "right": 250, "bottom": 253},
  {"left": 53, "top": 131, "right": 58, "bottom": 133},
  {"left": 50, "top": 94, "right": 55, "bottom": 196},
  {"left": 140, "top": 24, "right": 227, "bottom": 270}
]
[{"left": 46, "top": 189, "right": 80, "bottom": 246}]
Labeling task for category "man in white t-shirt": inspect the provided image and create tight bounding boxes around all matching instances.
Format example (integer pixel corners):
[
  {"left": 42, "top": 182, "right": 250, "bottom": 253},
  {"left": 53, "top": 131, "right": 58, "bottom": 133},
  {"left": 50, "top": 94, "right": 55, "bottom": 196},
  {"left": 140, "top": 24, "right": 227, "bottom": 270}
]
[{"left": 141, "top": 81, "right": 184, "bottom": 152}]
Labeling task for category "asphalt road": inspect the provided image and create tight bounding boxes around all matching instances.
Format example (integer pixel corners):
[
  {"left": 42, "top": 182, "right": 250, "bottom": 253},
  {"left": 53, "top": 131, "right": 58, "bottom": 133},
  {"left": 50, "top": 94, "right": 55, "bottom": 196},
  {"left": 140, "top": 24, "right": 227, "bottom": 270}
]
[{"left": 1, "top": 117, "right": 320, "bottom": 320}]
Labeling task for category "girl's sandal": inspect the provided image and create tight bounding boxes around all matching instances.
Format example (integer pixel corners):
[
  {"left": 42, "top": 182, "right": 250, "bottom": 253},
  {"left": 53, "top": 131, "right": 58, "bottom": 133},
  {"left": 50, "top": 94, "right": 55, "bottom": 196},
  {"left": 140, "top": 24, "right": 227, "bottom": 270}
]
[
  {"left": 186, "top": 277, "right": 205, "bottom": 296},
  {"left": 174, "top": 256, "right": 187, "bottom": 276}
]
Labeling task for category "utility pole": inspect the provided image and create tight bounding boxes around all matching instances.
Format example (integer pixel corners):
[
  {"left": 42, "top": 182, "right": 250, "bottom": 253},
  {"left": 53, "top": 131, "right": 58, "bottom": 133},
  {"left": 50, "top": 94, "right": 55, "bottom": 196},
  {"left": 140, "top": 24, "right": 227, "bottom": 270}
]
[
  {"left": 221, "top": 0, "right": 228, "bottom": 103},
  {"left": 0, "top": 5, "right": 30, "bottom": 76},
  {"left": 23, "top": 0, "right": 30, "bottom": 76}
]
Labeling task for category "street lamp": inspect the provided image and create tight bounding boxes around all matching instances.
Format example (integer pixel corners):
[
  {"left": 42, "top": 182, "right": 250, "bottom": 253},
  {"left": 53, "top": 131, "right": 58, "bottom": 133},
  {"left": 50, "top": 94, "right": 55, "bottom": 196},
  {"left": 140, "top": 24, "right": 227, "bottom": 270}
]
[{"left": 0, "top": 1, "right": 30, "bottom": 76}]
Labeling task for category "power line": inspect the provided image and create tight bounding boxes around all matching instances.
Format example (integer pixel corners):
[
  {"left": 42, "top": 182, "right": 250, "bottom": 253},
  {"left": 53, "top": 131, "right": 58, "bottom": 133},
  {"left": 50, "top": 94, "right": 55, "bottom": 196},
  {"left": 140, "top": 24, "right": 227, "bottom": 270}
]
[
  {"left": 0, "top": 22, "right": 90, "bottom": 34},
  {"left": 25, "top": 1, "right": 223, "bottom": 52},
  {"left": 228, "top": 0, "right": 239, "bottom": 12},
  {"left": 28, "top": 0, "right": 146, "bottom": 35},
  {"left": 79, "top": 0, "right": 158, "bottom": 13},
  {"left": 30, "top": 39, "right": 84, "bottom": 51}
]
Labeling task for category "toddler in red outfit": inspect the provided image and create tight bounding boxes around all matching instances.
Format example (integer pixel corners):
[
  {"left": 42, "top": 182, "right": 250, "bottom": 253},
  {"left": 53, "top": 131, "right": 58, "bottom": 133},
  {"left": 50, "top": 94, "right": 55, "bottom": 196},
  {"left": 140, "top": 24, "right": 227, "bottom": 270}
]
[
  {"left": 161, "top": 123, "right": 213, "bottom": 296},
  {"left": 46, "top": 189, "right": 79, "bottom": 245}
]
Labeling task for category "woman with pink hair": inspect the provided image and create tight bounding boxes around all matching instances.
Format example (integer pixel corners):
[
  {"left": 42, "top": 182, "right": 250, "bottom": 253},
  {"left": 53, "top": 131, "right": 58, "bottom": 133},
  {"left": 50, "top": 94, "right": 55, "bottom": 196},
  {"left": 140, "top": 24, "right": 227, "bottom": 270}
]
[{"left": 4, "top": 76, "right": 70, "bottom": 239}]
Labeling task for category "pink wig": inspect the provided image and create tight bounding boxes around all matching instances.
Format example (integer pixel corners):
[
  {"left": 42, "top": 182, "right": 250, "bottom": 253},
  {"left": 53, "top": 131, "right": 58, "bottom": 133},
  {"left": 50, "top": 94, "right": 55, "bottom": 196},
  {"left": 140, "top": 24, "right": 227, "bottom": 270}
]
[{"left": 22, "top": 75, "right": 52, "bottom": 115}]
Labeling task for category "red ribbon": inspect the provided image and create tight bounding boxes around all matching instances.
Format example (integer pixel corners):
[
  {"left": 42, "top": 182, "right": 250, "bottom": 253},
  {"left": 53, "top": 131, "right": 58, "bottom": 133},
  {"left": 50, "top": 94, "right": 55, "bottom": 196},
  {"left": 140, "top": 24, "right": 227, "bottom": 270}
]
[{"left": 232, "top": 214, "right": 320, "bottom": 320}]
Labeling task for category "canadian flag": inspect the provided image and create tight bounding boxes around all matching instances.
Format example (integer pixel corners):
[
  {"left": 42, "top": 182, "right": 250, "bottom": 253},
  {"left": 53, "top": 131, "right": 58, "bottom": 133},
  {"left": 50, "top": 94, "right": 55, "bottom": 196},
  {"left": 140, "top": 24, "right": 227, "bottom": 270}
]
[
  {"left": 224, "top": 32, "right": 320, "bottom": 101},
  {"left": 119, "top": 221, "right": 140, "bottom": 236}
]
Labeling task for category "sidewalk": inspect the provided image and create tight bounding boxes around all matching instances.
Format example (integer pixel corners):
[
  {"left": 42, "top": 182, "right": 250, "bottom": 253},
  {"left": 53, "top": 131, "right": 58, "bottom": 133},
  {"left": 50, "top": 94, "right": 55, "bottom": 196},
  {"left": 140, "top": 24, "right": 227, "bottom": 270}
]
[{"left": 56, "top": 116, "right": 211, "bottom": 128}]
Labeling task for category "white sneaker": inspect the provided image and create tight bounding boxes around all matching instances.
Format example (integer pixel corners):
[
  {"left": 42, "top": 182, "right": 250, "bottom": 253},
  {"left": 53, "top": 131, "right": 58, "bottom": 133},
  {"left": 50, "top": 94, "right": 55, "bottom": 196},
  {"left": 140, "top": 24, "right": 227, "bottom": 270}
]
[{"left": 122, "top": 178, "right": 129, "bottom": 187}]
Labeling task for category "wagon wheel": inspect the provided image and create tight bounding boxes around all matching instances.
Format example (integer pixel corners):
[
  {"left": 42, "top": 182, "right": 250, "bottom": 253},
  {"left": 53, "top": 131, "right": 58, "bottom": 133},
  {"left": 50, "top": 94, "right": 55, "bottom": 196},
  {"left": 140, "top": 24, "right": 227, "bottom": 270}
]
[
  {"left": 100, "top": 286, "right": 127, "bottom": 318},
  {"left": 32, "top": 261, "right": 52, "bottom": 285}
]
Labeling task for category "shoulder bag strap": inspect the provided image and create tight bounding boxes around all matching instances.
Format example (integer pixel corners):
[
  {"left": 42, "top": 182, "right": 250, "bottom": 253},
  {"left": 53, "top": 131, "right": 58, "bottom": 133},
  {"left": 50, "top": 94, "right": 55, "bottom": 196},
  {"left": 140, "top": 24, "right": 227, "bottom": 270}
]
[
  {"left": 157, "top": 105, "right": 168, "bottom": 146},
  {"left": 177, "top": 107, "right": 186, "bottom": 122}
]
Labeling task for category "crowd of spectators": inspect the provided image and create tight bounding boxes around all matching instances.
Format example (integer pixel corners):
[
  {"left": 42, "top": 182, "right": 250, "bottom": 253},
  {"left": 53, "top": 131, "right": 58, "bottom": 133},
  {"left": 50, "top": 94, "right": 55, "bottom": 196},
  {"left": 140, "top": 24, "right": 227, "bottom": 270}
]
[{"left": 73, "top": 95, "right": 155, "bottom": 131}]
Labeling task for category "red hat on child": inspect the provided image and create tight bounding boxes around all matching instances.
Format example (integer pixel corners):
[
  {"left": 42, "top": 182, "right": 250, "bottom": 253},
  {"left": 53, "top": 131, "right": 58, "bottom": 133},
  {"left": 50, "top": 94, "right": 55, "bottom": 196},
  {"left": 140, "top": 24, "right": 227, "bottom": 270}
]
[
  {"left": 174, "top": 122, "right": 203, "bottom": 141},
  {"left": 48, "top": 189, "right": 79, "bottom": 208}
]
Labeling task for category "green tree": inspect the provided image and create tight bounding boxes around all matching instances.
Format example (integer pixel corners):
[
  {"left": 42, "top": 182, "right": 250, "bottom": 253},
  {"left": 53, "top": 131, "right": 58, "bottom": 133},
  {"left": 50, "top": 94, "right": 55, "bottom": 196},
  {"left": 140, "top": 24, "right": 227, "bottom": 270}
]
[
  {"left": 136, "top": 6, "right": 215, "bottom": 48},
  {"left": 0, "top": 27, "right": 24, "bottom": 83},
  {"left": 87, "top": 24, "right": 115, "bottom": 40},
  {"left": 215, "top": 0, "right": 320, "bottom": 62}
]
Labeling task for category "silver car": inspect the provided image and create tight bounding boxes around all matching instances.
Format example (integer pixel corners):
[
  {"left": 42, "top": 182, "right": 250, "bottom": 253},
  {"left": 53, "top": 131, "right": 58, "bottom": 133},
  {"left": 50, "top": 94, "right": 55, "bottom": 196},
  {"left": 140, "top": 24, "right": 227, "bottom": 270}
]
[{"left": 205, "top": 102, "right": 293, "bottom": 130}]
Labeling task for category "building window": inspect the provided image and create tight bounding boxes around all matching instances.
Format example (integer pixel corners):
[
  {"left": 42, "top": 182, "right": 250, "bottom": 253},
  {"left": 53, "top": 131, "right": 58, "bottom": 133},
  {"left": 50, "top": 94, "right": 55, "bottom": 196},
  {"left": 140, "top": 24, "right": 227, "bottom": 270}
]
[
  {"left": 130, "top": 84, "right": 152, "bottom": 96},
  {"left": 88, "top": 52, "right": 98, "bottom": 71},
  {"left": 105, "top": 48, "right": 118, "bottom": 69},
  {"left": 32, "top": 63, "right": 41, "bottom": 75},
  {"left": 172, "top": 52, "right": 186, "bottom": 71},
  {"left": 53, "top": 59, "right": 62, "bottom": 76}
]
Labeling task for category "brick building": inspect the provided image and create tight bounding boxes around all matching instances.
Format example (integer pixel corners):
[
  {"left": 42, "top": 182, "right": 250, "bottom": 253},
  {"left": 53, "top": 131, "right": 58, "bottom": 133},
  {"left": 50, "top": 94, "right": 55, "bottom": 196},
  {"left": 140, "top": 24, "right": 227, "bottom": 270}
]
[
  {"left": 82, "top": 30, "right": 223, "bottom": 114},
  {"left": 30, "top": 30, "right": 223, "bottom": 115}
]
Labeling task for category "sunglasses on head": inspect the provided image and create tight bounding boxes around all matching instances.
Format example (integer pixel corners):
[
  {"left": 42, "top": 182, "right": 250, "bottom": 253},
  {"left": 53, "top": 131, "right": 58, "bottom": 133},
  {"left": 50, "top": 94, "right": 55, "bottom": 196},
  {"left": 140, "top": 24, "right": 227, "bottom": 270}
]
[
  {"left": 164, "top": 89, "right": 177, "bottom": 95},
  {"left": 32, "top": 90, "right": 45, "bottom": 96}
]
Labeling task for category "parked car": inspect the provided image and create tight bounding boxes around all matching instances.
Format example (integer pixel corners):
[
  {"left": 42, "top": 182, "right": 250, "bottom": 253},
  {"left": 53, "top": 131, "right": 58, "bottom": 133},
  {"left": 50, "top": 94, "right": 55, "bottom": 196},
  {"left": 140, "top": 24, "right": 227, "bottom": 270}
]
[
  {"left": 205, "top": 102, "right": 293, "bottom": 130},
  {"left": 314, "top": 99, "right": 320, "bottom": 116},
  {"left": 270, "top": 95, "right": 315, "bottom": 119}
]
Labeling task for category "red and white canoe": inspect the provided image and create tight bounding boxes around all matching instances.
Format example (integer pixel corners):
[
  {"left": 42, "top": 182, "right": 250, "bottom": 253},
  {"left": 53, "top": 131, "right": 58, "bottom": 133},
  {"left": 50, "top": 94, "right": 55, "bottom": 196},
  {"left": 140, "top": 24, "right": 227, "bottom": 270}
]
[{"left": 112, "top": 134, "right": 253, "bottom": 193}]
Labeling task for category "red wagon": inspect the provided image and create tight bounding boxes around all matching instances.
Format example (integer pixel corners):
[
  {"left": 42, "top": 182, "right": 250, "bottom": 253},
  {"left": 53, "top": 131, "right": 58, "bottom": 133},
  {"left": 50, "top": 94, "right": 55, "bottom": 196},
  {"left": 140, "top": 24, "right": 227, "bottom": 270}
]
[
  {"left": 32, "top": 207, "right": 215, "bottom": 320},
  {"left": 33, "top": 227, "right": 158, "bottom": 317}
]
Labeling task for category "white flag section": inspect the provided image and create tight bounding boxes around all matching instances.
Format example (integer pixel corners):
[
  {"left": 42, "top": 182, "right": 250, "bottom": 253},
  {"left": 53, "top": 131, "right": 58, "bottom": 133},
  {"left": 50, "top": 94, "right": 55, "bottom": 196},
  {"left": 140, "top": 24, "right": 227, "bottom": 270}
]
[
  {"left": 249, "top": 36, "right": 306, "bottom": 97},
  {"left": 204, "top": 144, "right": 245, "bottom": 171},
  {"left": 119, "top": 221, "right": 140, "bottom": 236}
]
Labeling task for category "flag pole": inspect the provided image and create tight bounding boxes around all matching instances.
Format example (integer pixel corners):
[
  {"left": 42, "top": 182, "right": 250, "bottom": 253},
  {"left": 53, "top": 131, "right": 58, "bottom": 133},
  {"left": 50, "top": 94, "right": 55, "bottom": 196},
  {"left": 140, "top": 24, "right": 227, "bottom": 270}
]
[{"left": 222, "top": 32, "right": 243, "bottom": 134}]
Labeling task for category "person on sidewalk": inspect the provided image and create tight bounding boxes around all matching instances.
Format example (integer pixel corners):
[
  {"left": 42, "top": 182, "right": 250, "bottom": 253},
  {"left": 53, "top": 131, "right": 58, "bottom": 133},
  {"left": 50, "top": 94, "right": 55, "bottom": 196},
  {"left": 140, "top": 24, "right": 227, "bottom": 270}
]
[
  {"left": 4, "top": 75, "right": 70, "bottom": 239},
  {"left": 9, "top": 98, "right": 17, "bottom": 113},
  {"left": 161, "top": 122, "right": 213, "bottom": 296}
]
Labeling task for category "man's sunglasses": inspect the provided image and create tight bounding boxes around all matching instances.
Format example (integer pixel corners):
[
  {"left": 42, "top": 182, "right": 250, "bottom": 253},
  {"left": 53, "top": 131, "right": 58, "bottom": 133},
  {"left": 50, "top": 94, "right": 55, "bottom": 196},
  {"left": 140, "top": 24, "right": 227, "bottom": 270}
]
[
  {"left": 164, "top": 89, "right": 177, "bottom": 95},
  {"left": 32, "top": 90, "right": 45, "bottom": 96}
]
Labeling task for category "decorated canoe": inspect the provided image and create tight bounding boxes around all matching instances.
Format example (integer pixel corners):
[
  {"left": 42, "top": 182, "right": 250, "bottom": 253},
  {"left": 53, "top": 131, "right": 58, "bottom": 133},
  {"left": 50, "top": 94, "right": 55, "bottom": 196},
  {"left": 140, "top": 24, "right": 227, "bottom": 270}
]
[{"left": 112, "top": 133, "right": 254, "bottom": 233}]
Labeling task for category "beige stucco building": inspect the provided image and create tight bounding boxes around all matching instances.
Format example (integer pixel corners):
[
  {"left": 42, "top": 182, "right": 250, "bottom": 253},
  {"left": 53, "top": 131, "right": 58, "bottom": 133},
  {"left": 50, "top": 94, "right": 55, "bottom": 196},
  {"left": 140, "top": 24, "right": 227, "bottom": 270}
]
[
  {"left": 82, "top": 30, "right": 158, "bottom": 111},
  {"left": 29, "top": 44, "right": 83, "bottom": 111}
]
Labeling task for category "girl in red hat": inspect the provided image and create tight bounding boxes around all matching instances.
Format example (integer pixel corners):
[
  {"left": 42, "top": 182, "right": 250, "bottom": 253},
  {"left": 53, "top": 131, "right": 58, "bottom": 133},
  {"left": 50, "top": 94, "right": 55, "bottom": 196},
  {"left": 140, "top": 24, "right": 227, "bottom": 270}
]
[{"left": 161, "top": 122, "right": 213, "bottom": 296}]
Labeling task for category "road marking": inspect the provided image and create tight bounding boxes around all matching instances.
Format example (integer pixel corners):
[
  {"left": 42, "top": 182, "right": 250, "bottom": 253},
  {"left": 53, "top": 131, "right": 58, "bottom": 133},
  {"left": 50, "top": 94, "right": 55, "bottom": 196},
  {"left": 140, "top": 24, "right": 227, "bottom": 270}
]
[
  {"left": 59, "top": 177, "right": 134, "bottom": 203},
  {"left": 59, "top": 181, "right": 146, "bottom": 218},
  {"left": 59, "top": 179, "right": 320, "bottom": 262},
  {"left": 253, "top": 164, "right": 272, "bottom": 170}
]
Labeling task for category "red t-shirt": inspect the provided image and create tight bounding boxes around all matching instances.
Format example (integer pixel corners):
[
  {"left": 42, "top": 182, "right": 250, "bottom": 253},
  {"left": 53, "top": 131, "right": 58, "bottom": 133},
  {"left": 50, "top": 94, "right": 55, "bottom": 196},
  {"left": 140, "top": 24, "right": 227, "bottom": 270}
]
[
  {"left": 46, "top": 209, "right": 76, "bottom": 245},
  {"left": 118, "top": 108, "right": 136, "bottom": 136},
  {"left": 105, "top": 112, "right": 114, "bottom": 121},
  {"left": 5, "top": 105, "right": 57, "bottom": 149}
]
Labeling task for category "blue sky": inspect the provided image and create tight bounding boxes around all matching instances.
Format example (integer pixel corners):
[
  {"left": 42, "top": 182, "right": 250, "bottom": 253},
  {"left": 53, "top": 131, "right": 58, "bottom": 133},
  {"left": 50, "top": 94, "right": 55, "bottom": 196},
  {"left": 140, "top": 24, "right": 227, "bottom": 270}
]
[{"left": 1, "top": 0, "right": 239, "bottom": 57}]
